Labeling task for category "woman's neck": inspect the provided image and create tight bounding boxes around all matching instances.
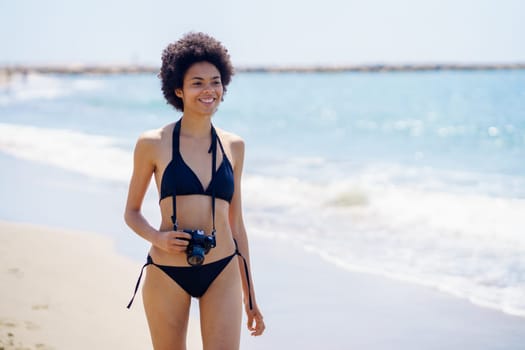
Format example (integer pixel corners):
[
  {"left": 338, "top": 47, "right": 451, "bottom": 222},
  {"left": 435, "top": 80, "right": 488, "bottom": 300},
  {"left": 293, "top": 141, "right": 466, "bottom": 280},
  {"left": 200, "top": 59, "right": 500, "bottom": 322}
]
[{"left": 179, "top": 114, "right": 212, "bottom": 138}]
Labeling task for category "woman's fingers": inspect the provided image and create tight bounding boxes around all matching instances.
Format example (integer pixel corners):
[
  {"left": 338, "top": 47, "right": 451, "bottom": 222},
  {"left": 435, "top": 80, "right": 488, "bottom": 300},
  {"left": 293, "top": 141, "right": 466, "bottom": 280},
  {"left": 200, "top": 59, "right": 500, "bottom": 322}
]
[
  {"left": 251, "top": 314, "right": 265, "bottom": 336},
  {"left": 155, "top": 231, "right": 191, "bottom": 253},
  {"left": 247, "top": 309, "right": 265, "bottom": 336},
  {"left": 172, "top": 231, "right": 192, "bottom": 240},
  {"left": 167, "top": 231, "right": 190, "bottom": 251}
]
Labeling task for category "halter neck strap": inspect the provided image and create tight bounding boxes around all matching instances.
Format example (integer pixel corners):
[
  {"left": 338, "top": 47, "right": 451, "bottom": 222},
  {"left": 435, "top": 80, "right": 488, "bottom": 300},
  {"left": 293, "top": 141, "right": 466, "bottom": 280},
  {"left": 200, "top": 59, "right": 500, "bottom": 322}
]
[{"left": 171, "top": 119, "right": 217, "bottom": 235}]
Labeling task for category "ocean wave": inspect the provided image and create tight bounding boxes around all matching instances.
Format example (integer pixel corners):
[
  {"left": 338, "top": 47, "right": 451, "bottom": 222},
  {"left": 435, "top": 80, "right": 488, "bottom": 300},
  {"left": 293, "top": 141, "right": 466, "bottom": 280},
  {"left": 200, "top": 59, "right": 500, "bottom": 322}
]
[
  {"left": 0, "top": 123, "right": 131, "bottom": 182},
  {"left": 243, "top": 170, "right": 525, "bottom": 318},
  {"left": 0, "top": 73, "right": 104, "bottom": 106},
  {"left": 325, "top": 189, "right": 369, "bottom": 207}
]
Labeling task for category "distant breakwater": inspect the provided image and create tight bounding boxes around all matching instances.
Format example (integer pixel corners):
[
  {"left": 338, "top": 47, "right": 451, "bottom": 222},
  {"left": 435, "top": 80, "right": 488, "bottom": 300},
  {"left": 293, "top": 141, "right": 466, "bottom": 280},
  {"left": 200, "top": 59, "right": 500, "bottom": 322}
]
[{"left": 1, "top": 63, "right": 525, "bottom": 77}]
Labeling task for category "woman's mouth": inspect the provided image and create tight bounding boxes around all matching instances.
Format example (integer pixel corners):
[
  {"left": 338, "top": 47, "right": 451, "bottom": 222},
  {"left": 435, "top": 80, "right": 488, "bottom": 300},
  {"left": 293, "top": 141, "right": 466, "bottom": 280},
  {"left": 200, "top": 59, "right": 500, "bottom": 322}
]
[{"left": 199, "top": 97, "right": 215, "bottom": 103}]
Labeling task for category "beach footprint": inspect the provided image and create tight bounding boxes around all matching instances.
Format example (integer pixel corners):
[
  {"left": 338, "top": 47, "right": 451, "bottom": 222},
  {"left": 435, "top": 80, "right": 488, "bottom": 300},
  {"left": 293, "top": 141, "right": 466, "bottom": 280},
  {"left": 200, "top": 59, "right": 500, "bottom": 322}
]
[
  {"left": 23, "top": 322, "right": 39, "bottom": 331},
  {"left": 0, "top": 319, "right": 17, "bottom": 329},
  {"left": 7, "top": 267, "right": 24, "bottom": 278},
  {"left": 30, "top": 305, "right": 48, "bottom": 311},
  {"left": 0, "top": 319, "right": 40, "bottom": 331},
  {"left": 0, "top": 332, "right": 53, "bottom": 350},
  {"left": 0, "top": 319, "right": 51, "bottom": 350}
]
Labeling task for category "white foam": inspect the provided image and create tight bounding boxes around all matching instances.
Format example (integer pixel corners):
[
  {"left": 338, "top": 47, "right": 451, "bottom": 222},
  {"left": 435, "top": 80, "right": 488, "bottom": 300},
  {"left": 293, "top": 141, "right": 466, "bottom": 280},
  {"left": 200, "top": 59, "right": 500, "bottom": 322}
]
[
  {"left": 242, "top": 167, "right": 525, "bottom": 318},
  {"left": 0, "top": 73, "right": 104, "bottom": 105},
  {"left": 0, "top": 123, "right": 131, "bottom": 182}
]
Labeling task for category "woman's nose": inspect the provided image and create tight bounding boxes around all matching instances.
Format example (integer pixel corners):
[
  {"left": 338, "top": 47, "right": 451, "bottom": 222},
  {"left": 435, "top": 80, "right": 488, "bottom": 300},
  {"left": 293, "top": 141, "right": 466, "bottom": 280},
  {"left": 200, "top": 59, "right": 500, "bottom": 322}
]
[{"left": 202, "top": 83, "right": 212, "bottom": 92}]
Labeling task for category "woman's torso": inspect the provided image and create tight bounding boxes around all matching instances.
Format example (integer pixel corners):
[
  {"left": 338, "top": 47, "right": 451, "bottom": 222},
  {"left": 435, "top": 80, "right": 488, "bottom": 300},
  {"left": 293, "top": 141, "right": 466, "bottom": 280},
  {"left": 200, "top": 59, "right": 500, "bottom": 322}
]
[{"left": 150, "top": 121, "right": 236, "bottom": 266}]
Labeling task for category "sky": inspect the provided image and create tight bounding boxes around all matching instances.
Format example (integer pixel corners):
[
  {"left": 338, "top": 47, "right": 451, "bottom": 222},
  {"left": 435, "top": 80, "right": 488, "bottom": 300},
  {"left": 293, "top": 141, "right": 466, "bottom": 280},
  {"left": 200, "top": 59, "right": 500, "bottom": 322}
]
[{"left": 1, "top": 0, "right": 524, "bottom": 67}]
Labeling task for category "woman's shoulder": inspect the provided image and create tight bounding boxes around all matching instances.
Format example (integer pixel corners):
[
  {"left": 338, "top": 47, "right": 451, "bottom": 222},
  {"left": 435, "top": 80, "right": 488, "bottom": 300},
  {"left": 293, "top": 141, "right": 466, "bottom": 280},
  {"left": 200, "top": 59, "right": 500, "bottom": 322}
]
[
  {"left": 134, "top": 123, "right": 174, "bottom": 152},
  {"left": 137, "top": 123, "right": 173, "bottom": 143},
  {"left": 216, "top": 127, "right": 244, "bottom": 148},
  {"left": 216, "top": 127, "right": 245, "bottom": 165}
]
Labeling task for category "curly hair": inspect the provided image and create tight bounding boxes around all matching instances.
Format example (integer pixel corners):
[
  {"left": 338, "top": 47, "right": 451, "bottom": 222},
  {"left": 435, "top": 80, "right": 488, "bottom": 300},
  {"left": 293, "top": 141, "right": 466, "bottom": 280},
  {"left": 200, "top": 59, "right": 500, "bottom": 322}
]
[{"left": 158, "top": 32, "right": 234, "bottom": 111}]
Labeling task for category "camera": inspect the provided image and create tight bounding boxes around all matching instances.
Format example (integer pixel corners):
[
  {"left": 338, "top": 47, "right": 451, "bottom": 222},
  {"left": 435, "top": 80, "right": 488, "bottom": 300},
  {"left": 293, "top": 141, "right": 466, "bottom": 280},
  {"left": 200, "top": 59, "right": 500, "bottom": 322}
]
[{"left": 182, "top": 229, "right": 216, "bottom": 266}]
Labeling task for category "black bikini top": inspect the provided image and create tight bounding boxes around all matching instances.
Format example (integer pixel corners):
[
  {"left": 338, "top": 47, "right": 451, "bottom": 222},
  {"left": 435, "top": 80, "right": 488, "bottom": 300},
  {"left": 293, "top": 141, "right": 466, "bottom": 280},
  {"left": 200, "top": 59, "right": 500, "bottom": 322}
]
[
  {"left": 160, "top": 119, "right": 234, "bottom": 204},
  {"left": 160, "top": 119, "right": 234, "bottom": 232}
]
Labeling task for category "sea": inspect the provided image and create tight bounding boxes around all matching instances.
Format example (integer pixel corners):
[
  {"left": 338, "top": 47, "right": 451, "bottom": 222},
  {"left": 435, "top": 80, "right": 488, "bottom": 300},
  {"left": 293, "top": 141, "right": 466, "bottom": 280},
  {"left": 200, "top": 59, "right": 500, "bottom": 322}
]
[{"left": 1, "top": 69, "right": 524, "bottom": 318}]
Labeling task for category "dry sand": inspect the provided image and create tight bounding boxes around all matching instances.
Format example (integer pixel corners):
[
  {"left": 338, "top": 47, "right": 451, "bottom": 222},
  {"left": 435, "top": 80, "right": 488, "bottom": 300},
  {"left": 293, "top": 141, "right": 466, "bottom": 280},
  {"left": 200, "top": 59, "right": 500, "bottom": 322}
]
[{"left": 0, "top": 220, "right": 201, "bottom": 350}]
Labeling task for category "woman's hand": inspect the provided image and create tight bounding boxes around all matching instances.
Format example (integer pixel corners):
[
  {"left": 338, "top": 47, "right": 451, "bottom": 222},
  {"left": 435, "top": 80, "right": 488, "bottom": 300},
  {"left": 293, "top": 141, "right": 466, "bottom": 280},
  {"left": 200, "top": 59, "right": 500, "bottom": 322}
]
[
  {"left": 245, "top": 304, "right": 265, "bottom": 336},
  {"left": 153, "top": 230, "right": 192, "bottom": 254}
]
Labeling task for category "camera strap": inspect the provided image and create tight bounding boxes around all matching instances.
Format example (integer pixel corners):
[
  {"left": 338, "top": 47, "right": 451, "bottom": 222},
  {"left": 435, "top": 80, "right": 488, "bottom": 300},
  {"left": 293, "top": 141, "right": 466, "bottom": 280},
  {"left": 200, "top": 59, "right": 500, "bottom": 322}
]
[
  {"left": 210, "top": 126, "right": 217, "bottom": 237},
  {"left": 171, "top": 119, "right": 217, "bottom": 237}
]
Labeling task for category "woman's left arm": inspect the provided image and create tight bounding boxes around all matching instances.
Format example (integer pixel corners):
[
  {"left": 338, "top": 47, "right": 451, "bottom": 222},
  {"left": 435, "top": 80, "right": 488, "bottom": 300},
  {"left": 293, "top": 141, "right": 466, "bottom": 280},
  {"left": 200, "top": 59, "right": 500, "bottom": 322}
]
[{"left": 229, "top": 137, "right": 266, "bottom": 336}]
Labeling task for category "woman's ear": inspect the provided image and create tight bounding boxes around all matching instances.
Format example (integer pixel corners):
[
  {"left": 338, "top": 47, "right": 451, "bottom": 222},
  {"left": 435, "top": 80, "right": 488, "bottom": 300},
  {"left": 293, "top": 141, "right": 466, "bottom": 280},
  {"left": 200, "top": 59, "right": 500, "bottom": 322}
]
[{"left": 175, "top": 88, "right": 183, "bottom": 98}]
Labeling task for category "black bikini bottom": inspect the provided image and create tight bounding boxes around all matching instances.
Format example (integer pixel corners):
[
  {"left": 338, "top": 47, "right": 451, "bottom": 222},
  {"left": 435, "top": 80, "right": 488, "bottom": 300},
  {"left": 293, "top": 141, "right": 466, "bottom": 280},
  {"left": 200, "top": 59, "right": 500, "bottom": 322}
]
[{"left": 127, "top": 245, "right": 252, "bottom": 310}]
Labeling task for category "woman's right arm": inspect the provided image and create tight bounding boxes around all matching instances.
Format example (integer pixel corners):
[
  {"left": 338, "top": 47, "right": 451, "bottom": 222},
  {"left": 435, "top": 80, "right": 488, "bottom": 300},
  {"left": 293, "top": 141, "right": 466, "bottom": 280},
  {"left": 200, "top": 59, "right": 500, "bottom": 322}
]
[
  {"left": 124, "top": 133, "right": 161, "bottom": 244},
  {"left": 124, "top": 132, "right": 190, "bottom": 253}
]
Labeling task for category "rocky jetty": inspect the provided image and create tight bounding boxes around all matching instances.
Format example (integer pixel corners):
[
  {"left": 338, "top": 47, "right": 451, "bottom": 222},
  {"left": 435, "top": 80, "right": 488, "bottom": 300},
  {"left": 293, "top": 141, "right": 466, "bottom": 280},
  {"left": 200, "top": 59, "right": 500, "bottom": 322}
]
[
  {"left": 1, "top": 63, "right": 524, "bottom": 78},
  {"left": 237, "top": 63, "right": 525, "bottom": 73},
  {"left": 0, "top": 64, "right": 158, "bottom": 76}
]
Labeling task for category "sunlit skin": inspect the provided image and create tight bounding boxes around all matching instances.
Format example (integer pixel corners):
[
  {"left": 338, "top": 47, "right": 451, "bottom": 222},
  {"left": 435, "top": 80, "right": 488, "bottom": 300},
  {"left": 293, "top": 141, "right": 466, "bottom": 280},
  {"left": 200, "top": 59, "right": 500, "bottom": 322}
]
[{"left": 125, "top": 61, "right": 265, "bottom": 349}]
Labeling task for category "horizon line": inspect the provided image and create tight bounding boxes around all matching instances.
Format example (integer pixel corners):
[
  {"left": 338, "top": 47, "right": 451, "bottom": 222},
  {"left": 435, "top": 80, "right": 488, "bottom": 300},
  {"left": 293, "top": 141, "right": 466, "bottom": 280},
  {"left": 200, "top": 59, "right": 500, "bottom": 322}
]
[{"left": 1, "top": 62, "right": 525, "bottom": 75}]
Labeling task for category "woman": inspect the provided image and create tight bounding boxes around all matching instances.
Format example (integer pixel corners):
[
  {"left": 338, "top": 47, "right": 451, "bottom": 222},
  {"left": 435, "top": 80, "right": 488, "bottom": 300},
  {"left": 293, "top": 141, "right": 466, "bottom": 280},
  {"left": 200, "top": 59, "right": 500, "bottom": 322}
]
[{"left": 124, "top": 32, "right": 265, "bottom": 349}]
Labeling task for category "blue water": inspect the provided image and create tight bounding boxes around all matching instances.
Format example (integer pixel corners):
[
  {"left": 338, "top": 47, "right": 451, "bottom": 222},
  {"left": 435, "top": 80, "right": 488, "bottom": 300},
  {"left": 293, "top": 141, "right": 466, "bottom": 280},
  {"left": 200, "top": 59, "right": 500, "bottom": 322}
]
[{"left": 1, "top": 70, "right": 525, "bottom": 317}]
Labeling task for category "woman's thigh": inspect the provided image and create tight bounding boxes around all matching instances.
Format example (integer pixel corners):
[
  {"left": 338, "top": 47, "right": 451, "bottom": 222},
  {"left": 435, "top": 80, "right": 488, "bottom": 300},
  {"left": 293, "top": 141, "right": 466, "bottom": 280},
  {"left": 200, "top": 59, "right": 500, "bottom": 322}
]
[
  {"left": 199, "top": 258, "right": 243, "bottom": 350},
  {"left": 142, "top": 266, "right": 192, "bottom": 350}
]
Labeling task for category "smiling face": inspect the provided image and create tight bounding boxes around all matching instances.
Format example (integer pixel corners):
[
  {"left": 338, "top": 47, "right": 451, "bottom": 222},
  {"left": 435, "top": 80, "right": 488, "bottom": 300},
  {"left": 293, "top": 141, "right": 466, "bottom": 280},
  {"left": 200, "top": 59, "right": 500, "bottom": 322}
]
[{"left": 175, "top": 61, "right": 224, "bottom": 117}]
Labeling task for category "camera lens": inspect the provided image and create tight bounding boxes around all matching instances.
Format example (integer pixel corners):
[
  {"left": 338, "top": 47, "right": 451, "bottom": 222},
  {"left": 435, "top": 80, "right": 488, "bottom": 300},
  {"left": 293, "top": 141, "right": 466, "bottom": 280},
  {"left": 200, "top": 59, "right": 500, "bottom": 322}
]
[
  {"left": 187, "top": 245, "right": 206, "bottom": 266},
  {"left": 187, "top": 254, "right": 204, "bottom": 266}
]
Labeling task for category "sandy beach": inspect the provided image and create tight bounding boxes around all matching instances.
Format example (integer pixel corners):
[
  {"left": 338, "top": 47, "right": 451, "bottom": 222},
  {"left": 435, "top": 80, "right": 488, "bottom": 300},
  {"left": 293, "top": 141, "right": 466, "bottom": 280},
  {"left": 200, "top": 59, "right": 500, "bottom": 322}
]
[{"left": 0, "top": 220, "right": 202, "bottom": 350}]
